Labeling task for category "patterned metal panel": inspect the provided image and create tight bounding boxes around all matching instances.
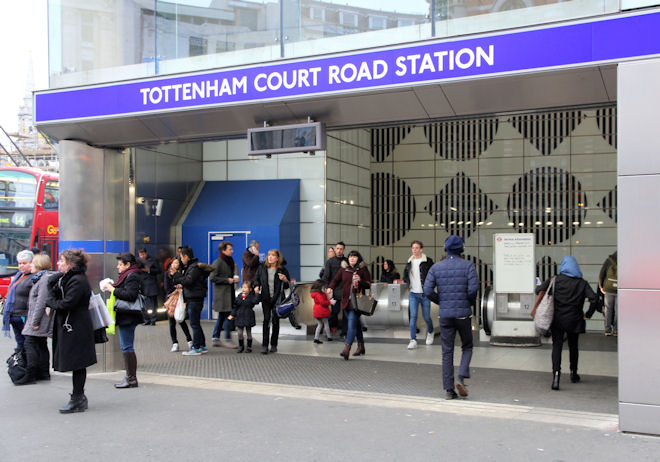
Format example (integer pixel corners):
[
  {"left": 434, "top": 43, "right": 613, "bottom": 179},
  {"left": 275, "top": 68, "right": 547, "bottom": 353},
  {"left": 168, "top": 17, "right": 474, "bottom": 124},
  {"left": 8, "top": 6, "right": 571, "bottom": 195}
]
[
  {"left": 598, "top": 186, "right": 618, "bottom": 223},
  {"left": 507, "top": 167, "right": 587, "bottom": 245},
  {"left": 596, "top": 106, "right": 617, "bottom": 148},
  {"left": 510, "top": 111, "right": 582, "bottom": 155},
  {"left": 423, "top": 118, "right": 498, "bottom": 160},
  {"left": 425, "top": 173, "right": 498, "bottom": 240},
  {"left": 371, "top": 126, "right": 413, "bottom": 162},
  {"left": 536, "top": 255, "right": 558, "bottom": 283},
  {"left": 371, "top": 173, "right": 416, "bottom": 246}
]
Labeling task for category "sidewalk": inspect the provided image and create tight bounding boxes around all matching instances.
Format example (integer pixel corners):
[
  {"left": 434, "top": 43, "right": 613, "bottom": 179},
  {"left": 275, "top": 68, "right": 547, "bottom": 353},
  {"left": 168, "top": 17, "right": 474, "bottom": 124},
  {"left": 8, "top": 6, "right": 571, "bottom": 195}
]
[{"left": 3, "top": 324, "right": 652, "bottom": 461}]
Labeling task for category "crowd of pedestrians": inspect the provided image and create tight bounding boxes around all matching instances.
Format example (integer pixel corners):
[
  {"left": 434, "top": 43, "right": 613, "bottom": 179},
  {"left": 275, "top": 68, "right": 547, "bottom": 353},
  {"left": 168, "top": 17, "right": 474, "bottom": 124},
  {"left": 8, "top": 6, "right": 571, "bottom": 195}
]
[{"left": 3, "top": 234, "right": 616, "bottom": 413}]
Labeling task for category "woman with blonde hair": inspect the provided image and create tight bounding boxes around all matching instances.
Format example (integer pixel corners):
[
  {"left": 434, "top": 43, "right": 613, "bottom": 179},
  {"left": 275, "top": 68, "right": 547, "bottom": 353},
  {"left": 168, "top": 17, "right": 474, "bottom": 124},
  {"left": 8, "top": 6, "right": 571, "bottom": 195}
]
[
  {"left": 19, "top": 254, "right": 56, "bottom": 384},
  {"left": 254, "top": 249, "right": 290, "bottom": 354}
]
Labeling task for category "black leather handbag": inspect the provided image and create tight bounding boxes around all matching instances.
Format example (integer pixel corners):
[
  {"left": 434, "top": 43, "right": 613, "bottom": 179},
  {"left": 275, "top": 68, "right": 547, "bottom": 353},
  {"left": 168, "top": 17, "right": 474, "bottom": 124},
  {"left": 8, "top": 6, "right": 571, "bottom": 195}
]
[{"left": 114, "top": 293, "right": 146, "bottom": 314}]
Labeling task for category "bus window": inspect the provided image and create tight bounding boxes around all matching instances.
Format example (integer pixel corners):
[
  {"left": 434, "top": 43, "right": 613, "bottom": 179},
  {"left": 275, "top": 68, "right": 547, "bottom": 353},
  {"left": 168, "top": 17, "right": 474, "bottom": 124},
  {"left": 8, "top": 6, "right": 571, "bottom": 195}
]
[
  {"left": 0, "top": 171, "right": 37, "bottom": 208},
  {"left": 44, "top": 180, "right": 59, "bottom": 210}
]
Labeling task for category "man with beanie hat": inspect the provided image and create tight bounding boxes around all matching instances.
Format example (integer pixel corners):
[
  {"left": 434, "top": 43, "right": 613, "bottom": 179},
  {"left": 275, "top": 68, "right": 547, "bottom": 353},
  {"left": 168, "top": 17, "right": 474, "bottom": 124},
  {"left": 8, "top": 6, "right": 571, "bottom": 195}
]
[{"left": 424, "top": 235, "right": 479, "bottom": 400}]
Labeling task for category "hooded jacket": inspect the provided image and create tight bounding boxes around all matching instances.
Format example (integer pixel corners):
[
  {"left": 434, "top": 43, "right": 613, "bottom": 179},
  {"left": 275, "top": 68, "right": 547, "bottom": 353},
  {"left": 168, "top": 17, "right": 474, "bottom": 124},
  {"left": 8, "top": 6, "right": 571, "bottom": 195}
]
[
  {"left": 22, "top": 270, "right": 56, "bottom": 338},
  {"left": 424, "top": 252, "right": 479, "bottom": 319},
  {"left": 174, "top": 258, "right": 214, "bottom": 302},
  {"left": 536, "top": 256, "right": 596, "bottom": 333}
]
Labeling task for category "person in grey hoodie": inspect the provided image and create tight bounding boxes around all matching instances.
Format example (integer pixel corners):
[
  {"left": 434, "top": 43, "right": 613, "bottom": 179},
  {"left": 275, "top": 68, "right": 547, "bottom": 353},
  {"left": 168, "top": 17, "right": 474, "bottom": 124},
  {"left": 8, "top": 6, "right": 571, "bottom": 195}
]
[{"left": 19, "top": 254, "right": 56, "bottom": 384}]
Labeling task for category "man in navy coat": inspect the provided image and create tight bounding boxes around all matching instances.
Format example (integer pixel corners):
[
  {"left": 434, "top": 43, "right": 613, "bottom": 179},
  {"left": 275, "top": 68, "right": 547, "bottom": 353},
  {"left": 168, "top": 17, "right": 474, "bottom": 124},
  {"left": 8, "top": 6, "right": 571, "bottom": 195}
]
[{"left": 424, "top": 235, "right": 479, "bottom": 400}]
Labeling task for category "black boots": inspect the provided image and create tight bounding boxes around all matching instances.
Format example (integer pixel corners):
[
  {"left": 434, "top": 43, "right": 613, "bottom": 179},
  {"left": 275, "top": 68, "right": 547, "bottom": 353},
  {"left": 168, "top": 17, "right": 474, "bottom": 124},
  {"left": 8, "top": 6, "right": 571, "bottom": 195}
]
[
  {"left": 551, "top": 371, "right": 561, "bottom": 390},
  {"left": 246, "top": 339, "right": 252, "bottom": 353},
  {"left": 59, "top": 394, "right": 88, "bottom": 413},
  {"left": 340, "top": 344, "right": 351, "bottom": 360},
  {"left": 114, "top": 352, "right": 138, "bottom": 389},
  {"left": 353, "top": 342, "right": 365, "bottom": 356},
  {"left": 238, "top": 339, "right": 245, "bottom": 353},
  {"left": 570, "top": 370, "right": 581, "bottom": 383}
]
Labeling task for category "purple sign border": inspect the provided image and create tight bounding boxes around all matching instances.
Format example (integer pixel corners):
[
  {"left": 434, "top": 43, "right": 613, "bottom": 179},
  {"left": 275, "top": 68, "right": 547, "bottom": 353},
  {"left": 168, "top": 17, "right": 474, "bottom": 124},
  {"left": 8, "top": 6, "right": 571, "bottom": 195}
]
[{"left": 35, "top": 10, "right": 660, "bottom": 124}]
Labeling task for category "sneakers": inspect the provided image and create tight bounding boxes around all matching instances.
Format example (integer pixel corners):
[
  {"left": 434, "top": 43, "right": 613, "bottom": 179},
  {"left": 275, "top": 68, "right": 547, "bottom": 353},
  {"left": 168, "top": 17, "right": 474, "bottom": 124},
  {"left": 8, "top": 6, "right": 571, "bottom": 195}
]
[
  {"left": 445, "top": 390, "right": 458, "bottom": 400},
  {"left": 170, "top": 343, "right": 179, "bottom": 352},
  {"left": 188, "top": 340, "right": 193, "bottom": 349},
  {"left": 221, "top": 339, "right": 237, "bottom": 349},
  {"left": 313, "top": 339, "right": 323, "bottom": 344},
  {"left": 426, "top": 332, "right": 434, "bottom": 345},
  {"left": 200, "top": 346, "right": 209, "bottom": 354},
  {"left": 212, "top": 338, "right": 221, "bottom": 347},
  {"left": 182, "top": 348, "right": 202, "bottom": 356},
  {"left": 407, "top": 339, "right": 418, "bottom": 350},
  {"left": 455, "top": 376, "right": 468, "bottom": 397}
]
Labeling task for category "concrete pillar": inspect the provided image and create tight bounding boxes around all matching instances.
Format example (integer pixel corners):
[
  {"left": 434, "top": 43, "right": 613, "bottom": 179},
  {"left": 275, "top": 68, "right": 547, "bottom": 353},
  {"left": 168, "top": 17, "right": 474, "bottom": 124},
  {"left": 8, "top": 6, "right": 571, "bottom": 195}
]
[
  {"left": 59, "top": 140, "right": 129, "bottom": 372},
  {"left": 617, "top": 58, "right": 660, "bottom": 434}
]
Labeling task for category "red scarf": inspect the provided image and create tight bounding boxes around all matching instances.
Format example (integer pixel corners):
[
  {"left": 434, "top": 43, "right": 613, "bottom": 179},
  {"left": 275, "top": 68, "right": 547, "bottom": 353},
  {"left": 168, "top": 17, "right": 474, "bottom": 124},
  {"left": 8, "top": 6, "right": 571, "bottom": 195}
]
[{"left": 112, "top": 265, "right": 142, "bottom": 287}]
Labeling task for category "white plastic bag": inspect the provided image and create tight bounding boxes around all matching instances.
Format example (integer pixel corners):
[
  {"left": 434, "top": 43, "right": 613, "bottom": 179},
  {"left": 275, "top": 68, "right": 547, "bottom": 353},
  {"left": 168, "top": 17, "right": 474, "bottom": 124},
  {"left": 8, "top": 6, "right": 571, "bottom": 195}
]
[{"left": 174, "top": 291, "right": 186, "bottom": 322}]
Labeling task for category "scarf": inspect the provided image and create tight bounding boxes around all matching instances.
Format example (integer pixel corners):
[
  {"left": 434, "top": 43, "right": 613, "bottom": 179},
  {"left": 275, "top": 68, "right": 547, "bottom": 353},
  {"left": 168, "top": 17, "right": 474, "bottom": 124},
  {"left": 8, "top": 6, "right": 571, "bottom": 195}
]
[
  {"left": 559, "top": 256, "right": 583, "bottom": 279},
  {"left": 219, "top": 252, "right": 236, "bottom": 273},
  {"left": 112, "top": 265, "right": 142, "bottom": 288},
  {"left": 2, "top": 272, "right": 30, "bottom": 338}
]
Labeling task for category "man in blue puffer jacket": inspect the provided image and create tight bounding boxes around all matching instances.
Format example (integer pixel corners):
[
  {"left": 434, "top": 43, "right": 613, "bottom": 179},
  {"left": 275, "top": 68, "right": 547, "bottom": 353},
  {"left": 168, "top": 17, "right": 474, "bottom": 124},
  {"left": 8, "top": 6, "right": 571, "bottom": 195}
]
[{"left": 424, "top": 235, "right": 479, "bottom": 400}]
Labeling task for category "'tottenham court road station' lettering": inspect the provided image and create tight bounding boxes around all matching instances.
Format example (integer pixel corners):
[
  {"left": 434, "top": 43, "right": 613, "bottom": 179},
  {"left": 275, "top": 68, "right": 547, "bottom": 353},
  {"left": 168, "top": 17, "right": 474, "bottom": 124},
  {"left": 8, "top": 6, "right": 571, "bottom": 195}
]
[{"left": 140, "top": 77, "right": 248, "bottom": 104}]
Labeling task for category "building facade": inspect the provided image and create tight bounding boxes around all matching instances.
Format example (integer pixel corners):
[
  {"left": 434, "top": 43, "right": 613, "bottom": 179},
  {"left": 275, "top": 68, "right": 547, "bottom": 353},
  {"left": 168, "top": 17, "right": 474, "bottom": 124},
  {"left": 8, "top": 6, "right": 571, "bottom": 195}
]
[{"left": 37, "top": 0, "right": 660, "bottom": 434}]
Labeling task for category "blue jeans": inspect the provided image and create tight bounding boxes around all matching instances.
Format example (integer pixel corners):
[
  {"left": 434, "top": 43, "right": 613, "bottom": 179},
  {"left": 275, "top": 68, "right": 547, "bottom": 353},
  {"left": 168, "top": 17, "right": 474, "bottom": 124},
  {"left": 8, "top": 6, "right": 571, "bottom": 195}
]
[
  {"left": 10, "top": 316, "right": 26, "bottom": 350},
  {"left": 212, "top": 311, "right": 233, "bottom": 340},
  {"left": 117, "top": 324, "right": 137, "bottom": 353},
  {"left": 187, "top": 300, "right": 206, "bottom": 349},
  {"left": 409, "top": 292, "right": 433, "bottom": 340},
  {"left": 345, "top": 309, "right": 364, "bottom": 346}
]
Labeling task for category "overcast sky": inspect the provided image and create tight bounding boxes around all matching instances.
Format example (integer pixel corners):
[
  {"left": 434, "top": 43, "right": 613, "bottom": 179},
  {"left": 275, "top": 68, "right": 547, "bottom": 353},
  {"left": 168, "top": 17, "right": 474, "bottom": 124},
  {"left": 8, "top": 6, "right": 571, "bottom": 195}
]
[{"left": 0, "top": 1, "right": 48, "bottom": 134}]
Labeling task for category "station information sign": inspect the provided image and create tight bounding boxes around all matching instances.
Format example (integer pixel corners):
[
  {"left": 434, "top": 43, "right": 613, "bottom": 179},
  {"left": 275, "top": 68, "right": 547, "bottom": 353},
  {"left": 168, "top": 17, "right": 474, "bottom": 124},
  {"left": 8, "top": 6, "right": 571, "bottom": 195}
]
[{"left": 493, "top": 233, "right": 535, "bottom": 294}]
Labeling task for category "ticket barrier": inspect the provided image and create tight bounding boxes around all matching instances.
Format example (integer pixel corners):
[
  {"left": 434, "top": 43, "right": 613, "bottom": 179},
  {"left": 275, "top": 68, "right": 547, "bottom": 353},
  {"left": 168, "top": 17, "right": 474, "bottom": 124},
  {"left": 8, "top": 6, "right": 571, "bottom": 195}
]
[{"left": 481, "top": 287, "right": 540, "bottom": 346}]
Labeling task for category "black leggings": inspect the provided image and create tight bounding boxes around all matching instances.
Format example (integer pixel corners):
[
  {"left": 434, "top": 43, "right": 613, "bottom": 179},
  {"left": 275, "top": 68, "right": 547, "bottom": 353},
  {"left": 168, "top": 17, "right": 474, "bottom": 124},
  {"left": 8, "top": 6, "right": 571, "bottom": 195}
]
[
  {"left": 168, "top": 315, "right": 192, "bottom": 344},
  {"left": 551, "top": 328, "right": 579, "bottom": 373},
  {"left": 72, "top": 369, "right": 86, "bottom": 396}
]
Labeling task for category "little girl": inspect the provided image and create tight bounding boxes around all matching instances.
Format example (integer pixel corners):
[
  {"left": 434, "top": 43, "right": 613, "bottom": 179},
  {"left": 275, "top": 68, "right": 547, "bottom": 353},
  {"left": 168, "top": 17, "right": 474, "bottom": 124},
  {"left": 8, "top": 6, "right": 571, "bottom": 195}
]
[
  {"left": 228, "top": 281, "right": 261, "bottom": 353},
  {"left": 310, "top": 279, "right": 334, "bottom": 344}
]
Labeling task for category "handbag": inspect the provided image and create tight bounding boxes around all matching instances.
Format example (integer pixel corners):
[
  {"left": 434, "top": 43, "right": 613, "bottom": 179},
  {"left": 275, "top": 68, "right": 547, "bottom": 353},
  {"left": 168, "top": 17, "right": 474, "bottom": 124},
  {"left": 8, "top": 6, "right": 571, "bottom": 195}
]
[
  {"left": 6, "top": 350, "right": 27, "bottom": 385},
  {"left": 94, "top": 327, "right": 109, "bottom": 344},
  {"left": 174, "top": 291, "right": 186, "bottom": 322},
  {"left": 351, "top": 292, "right": 378, "bottom": 316},
  {"left": 113, "top": 293, "right": 146, "bottom": 314},
  {"left": 532, "top": 277, "right": 555, "bottom": 335},
  {"left": 276, "top": 284, "right": 300, "bottom": 318}
]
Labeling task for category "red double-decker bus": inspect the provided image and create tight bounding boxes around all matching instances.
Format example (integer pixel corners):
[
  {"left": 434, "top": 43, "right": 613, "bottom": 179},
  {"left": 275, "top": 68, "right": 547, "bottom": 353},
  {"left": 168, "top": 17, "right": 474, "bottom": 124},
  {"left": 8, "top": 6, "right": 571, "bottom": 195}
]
[{"left": 0, "top": 167, "right": 59, "bottom": 296}]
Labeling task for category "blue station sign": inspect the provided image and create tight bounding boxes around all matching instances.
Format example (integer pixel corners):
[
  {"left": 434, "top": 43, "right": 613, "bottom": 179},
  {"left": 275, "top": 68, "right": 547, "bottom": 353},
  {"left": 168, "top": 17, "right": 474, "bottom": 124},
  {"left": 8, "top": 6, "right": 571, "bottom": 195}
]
[{"left": 35, "top": 10, "right": 660, "bottom": 124}]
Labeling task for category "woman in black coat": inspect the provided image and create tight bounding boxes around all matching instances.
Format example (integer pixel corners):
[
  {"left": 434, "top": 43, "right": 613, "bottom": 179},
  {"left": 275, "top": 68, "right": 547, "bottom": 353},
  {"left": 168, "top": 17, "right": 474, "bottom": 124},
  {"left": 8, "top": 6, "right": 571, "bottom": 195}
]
[
  {"left": 103, "top": 253, "right": 143, "bottom": 389},
  {"left": 536, "top": 256, "right": 596, "bottom": 390},
  {"left": 254, "top": 249, "right": 290, "bottom": 354},
  {"left": 379, "top": 259, "right": 400, "bottom": 283},
  {"left": 47, "top": 249, "right": 96, "bottom": 413}
]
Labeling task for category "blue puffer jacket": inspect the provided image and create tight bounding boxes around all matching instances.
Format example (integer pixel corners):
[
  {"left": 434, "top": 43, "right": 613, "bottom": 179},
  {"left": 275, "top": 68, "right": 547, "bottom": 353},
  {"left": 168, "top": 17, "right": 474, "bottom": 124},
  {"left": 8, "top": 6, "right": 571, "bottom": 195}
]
[{"left": 423, "top": 255, "right": 479, "bottom": 318}]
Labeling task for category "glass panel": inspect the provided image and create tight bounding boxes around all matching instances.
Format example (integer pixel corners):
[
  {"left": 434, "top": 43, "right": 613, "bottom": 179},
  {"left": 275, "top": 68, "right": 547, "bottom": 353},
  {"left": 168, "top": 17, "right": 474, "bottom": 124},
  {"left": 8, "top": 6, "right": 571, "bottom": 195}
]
[
  {"left": 0, "top": 231, "right": 31, "bottom": 277},
  {"left": 0, "top": 170, "right": 38, "bottom": 208},
  {"left": 155, "top": 0, "right": 280, "bottom": 65},
  {"left": 286, "top": 0, "right": 430, "bottom": 48},
  {"left": 44, "top": 180, "right": 60, "bottom": 211}
]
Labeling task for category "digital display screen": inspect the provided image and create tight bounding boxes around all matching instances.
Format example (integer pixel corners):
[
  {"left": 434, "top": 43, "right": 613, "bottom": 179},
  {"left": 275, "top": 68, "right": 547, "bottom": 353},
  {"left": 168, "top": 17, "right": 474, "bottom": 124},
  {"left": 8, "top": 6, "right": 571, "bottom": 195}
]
[{"left": 248, "top": 122, "right": 325, "bottom": 156}]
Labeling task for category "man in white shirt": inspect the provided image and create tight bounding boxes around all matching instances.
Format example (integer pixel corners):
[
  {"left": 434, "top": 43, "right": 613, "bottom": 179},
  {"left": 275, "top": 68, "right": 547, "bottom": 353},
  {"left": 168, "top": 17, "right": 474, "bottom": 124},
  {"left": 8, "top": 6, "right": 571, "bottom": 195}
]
[{"left": 403, "top": 240, "right": 435, "bottom": 349}]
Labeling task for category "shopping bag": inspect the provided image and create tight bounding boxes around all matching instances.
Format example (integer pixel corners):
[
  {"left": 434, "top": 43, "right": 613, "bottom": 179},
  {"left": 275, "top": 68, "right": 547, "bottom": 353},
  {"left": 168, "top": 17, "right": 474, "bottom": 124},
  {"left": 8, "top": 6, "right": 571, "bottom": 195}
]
[
  {"left": 88, "top": 293, "right": 106, "bottom": 330},
  {"left": 174, "top": 291, "right": 186, "bottom": 322},
  {"left": 533, "top": 277, "right": 555, "bottom": 335},
  {"left": 106, "top": 293, "right": 116, "bottom": 335},
  {"left": 164, "top": 289, "right": 180, "bottom": 317},
  {"left": 94, "top": 293, "right": 113, "bottom": 327}
]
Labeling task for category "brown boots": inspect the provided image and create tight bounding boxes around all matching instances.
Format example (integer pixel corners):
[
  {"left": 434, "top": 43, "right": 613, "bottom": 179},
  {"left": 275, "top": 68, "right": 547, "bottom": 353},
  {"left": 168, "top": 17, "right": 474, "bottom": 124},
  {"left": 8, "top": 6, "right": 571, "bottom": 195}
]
[
  {"left": 340, "top": 343, "right": 365, "bottom": 360},
  {"left": 114, "top": 352, "right": 138, "bottom": 389},
  {"left": 340, "top": 344, "right": 351, "bottom": 360},
  {"left": 353, "top": 342, "right": 365, "bottom": 356}
]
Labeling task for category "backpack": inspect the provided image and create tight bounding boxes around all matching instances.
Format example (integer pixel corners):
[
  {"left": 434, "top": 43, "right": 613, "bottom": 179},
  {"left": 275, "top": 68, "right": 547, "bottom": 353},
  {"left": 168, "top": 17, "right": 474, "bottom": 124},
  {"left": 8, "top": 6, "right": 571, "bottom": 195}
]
[{"left": 603, "top": 256, "right": 617, "bottom": 292}]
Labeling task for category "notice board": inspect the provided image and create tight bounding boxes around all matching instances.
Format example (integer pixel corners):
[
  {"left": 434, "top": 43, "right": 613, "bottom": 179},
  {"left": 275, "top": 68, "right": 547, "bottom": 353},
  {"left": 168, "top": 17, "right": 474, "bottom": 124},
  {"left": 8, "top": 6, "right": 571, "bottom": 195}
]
[{"left": 494, "top": 233, "right": 535, "bottom": 294}]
